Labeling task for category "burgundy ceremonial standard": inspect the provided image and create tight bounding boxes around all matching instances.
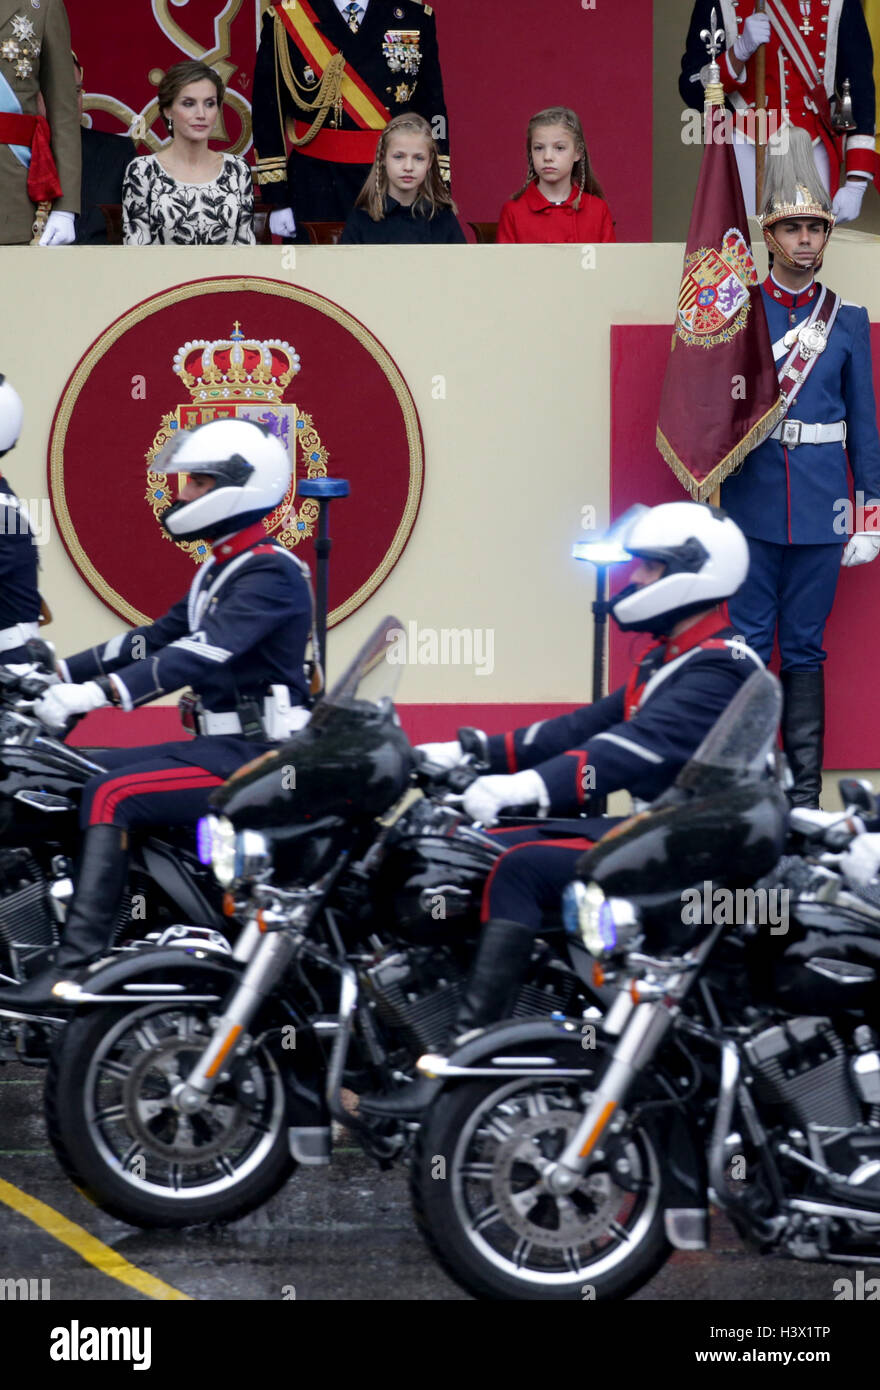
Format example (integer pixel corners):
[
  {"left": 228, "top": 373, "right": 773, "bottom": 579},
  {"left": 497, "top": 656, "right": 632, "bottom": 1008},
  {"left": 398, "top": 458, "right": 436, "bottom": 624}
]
[{"left": 656, "top": 107, "right": 785, "bottom": 501}]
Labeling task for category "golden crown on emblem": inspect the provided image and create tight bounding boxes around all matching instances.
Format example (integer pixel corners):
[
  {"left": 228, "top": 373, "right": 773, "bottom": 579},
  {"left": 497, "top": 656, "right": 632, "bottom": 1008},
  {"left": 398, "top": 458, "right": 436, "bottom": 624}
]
[{"left": 172, "top": 322, "right": 302, "bottom": 404}]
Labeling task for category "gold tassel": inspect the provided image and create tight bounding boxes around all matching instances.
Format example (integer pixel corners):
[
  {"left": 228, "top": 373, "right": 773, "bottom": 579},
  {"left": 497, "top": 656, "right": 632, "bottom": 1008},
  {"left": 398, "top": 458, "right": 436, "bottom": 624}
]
[
  {"left": 656, "top": 393, "right": 787, "bottom": 504},
  {"left": 275, "top": 15, "right": 345, "bottom": 145}
]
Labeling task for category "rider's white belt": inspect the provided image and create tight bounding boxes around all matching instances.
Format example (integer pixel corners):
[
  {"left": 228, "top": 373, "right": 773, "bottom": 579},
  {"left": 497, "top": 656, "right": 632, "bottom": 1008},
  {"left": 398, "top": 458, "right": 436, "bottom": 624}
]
[
  {"left": 197, "top": 710, "right": 244, "bottom": 735},
  {"left": 0, "top": 621, "right": 40, "bottom": 654},
  {"left": 770, "top": 419, "right": 847, "bottom": 447}
]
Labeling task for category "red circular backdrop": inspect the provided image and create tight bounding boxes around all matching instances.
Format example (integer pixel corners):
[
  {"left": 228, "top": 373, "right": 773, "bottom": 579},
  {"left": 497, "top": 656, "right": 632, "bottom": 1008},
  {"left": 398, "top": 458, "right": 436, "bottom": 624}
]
[{"left": 49, "top": 277, "right": 424, "bottom": 627}]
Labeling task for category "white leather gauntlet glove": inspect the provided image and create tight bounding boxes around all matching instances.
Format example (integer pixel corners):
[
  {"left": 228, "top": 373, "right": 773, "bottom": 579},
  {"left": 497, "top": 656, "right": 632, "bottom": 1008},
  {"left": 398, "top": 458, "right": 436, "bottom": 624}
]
[
  {"left": 732, "top": 13, "right": 771, "bottom": 63},
  {"left": 840, "top": 833, "right": 880, "bottom": 887},
  {"left": 842, "top": 533, "right": 880, "bottom": 567},
  {"left": 39, "top": 210, "right": 76, "bottom": 246},
  {"left": 462, "top": 769, "right": 550, "bottom": 825},
  {"left": 416, "top": 740, "right": 466, "bottom": 769},
  {"left": 269, "top": 208, "right": 297, "bottom": 238},
  {"left": 831, "top": 179, "right": 868, "bottom": 225},
  {"left": 34, "top": 680, "right": 108, "bottom": 733}
]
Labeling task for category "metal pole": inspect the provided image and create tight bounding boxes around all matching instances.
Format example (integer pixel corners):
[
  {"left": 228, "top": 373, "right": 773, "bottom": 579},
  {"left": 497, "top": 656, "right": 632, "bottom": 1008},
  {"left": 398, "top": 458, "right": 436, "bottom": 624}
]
[{"left": 297, "top": 478, "right": 350, "bottom": 686}]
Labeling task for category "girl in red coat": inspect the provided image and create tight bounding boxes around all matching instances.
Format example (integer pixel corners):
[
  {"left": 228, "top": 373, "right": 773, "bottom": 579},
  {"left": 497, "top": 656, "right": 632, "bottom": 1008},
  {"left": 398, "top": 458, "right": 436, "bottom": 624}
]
[{"left": 497, "top": 107, "right": 615, "bottom": 244}]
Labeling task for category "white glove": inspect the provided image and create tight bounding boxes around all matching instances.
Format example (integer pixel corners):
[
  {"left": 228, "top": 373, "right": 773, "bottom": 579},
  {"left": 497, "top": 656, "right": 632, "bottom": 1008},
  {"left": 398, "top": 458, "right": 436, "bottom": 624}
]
[
  {"left": 269, "top": 208, "right": 297, "bottom": 238},
  {"left": 840, "top": 833, "right": 880, "bottom": 887},
  {"left": 34, "top": 680, "right": 108, "bottom": 732},
  {"left": 38, "top": 210, "right": 76, "bottom": 246},
  {"left": 842, "top": 532, "right": 880, "bottom": 566},
  {"left": 416, "top": 740, "right": 466, "bottom": 769},
  {"left": 462, "top": 769, "right": 550, "bottom": 826},
  {"left": 732, "top": 13, "right": 771, "bottom": 63},
  {"left": 831, "top": 179, "right": 868, "bottom": 224}
]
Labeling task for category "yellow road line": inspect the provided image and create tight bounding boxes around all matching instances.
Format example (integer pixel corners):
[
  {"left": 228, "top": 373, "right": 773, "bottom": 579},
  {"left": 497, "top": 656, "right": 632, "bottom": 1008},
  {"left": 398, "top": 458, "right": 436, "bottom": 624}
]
[{"left": 0, "top": 1176, "right": 191, "bottom": 1301}]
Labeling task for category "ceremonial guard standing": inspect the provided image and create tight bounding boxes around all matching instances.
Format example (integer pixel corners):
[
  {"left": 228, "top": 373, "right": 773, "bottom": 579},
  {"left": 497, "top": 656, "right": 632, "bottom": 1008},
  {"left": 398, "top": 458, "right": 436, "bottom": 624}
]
[
  {"left": 252, "top": 0, "right": 449, "bottom": 237},
  {"left": 721, "top": 129, "right": 880, "bottom": 807},
  {"left": 0, "top": 0, "right": 80, "bottom": 244},
  {"left": 680, "top": 1, "right": 876, "bottom": 220}
]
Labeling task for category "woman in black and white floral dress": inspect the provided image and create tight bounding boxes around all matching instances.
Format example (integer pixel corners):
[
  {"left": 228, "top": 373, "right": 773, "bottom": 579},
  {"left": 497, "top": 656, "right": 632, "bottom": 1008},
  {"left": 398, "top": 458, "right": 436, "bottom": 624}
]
[{"left": 123, "top": 60, "right": 254, "bottom": 246}]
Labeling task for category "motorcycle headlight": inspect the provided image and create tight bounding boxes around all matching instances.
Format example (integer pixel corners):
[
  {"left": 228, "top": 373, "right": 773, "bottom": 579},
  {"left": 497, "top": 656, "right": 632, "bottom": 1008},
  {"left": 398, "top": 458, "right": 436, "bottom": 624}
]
[
  {"left": 562, "top": 880, "right": 640, "bottom": 959},
  {"left": 234, "top": 829, "right": 272, "bottom": 883},
  {"left": 197, "top": 814, "right": 237, "bottom": 888}
]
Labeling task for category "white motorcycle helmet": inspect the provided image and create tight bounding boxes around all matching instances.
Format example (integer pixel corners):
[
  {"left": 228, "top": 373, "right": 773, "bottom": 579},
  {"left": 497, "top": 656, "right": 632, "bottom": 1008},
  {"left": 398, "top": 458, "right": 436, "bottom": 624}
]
[
  {"left": 0, "top": 375, "right": 24, "bottom": 458},
  {"left": 155, "top": 418, "right": 291, "bottom": 542},
  {"left": 609, "top": 501, "right": 749, "bottom": 636}
]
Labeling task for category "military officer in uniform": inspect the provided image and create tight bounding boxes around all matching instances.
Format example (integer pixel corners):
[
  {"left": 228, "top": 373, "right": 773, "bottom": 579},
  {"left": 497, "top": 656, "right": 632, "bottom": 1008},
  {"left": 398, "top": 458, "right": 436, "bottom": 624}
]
[
  {"left": 252, "top": 0, "right": 449, "bottom": 239},
  {"left": 721, "top": 130, "right": 880, "bottom": 807},
  {"left": 680, "top": 0, "right": 876, "bottom": 220},
  {"left": 0, "top": 0, "right": 80, "bottom": 245}
]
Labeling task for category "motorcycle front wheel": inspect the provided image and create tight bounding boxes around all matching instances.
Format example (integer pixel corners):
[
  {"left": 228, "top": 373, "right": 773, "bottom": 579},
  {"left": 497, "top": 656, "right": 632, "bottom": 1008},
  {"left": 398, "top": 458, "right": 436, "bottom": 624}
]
[
  {"left": 411, "top": 1070, "right": 671, "bottom": 1300},
  {"left": 46, "top": 1001, "right": 295, "bottom": 1228}
]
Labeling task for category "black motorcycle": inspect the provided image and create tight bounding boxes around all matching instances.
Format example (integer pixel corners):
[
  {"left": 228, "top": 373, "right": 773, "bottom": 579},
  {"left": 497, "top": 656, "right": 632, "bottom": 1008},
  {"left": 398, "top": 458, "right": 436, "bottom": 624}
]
[
  {"left": 44, "top": 616, "right": 595, "bottom": 1227},
  {"left": 409, "top": 669, "right": 880, "bottom": 1299},
  {"left": 0, "top": 654, "right": 240, "bottom": 1062}
]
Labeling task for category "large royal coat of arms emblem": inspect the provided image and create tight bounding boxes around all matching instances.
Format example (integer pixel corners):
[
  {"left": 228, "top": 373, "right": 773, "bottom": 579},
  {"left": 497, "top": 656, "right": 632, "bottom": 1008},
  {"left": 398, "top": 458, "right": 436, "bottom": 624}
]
[{"left": 676, "top": 227, "right": 758, "bottom": 349}]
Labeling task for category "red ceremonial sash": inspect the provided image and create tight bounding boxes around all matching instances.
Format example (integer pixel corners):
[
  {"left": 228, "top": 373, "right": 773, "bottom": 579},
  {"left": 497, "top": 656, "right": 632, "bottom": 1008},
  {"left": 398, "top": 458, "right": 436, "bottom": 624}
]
[
  {"left": 274, "top": 0, "right": 390, "bottom": 132},
  {"left": 0, "top": 112, "right": 62, "bottom": 203}
]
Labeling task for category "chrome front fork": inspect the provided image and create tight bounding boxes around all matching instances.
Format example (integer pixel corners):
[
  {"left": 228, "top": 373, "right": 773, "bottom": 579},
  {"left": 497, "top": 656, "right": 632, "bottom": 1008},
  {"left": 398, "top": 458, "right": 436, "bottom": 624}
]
[
  {"left": 172, "top": 929, "right": 297, "bottom": 1114},
  {"left": 542, "top": 998, "right": 675, "bottom": 1194}
]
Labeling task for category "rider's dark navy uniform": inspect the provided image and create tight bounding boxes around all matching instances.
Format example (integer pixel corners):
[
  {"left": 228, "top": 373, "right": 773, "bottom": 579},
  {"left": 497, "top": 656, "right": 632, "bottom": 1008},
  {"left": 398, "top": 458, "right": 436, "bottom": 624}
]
[
  {"left": 0, "top": 377, "right": 43, "bottom": 666},
  {"left": 0, "top": 419, "right": 313, "bottom": 1009},
  {"left": 66, "top": 522, "right": 312, "bottom": 830}
]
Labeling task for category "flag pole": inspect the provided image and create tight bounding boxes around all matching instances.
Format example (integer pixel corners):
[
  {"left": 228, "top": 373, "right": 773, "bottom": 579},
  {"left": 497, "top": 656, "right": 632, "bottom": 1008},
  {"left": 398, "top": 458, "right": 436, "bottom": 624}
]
[
  {"left": 703, "top": 8, "right": 727, "bottom": 509},
  {"left": 755, "top": 0, "right": 767, "bottom": 211}
]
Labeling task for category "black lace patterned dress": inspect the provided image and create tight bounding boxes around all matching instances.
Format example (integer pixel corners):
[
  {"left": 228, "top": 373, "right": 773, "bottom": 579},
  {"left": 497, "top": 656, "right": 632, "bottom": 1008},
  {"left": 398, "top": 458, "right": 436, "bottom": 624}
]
[{"left": 122, "top": 154, "right": 255, "bottom": 245}]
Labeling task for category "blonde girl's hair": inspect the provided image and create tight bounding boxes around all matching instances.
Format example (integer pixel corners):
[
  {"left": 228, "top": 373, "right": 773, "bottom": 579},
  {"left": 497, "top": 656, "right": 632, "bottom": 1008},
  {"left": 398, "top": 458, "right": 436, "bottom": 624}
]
[
  {"left": 354, "top": 113, "right": 457, "bottom": 221},
  {"left": 512, "top": 106, "right": 605, "bottom": 208}
]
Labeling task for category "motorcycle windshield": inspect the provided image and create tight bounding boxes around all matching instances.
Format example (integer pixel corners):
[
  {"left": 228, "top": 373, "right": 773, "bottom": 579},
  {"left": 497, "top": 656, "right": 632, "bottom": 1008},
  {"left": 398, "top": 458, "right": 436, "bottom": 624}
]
[
  {"left": 674, "top": 667, "right": 782, "bottom": 794},
  {"left": 315, "top": 615, "right": 404, "bottom": 715}
]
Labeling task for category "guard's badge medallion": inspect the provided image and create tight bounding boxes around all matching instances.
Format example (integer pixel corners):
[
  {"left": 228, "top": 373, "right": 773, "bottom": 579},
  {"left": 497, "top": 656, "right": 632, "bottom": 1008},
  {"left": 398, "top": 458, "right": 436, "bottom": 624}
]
[{"left": 676, "top": 228, "right": 758, "bottom": 348}]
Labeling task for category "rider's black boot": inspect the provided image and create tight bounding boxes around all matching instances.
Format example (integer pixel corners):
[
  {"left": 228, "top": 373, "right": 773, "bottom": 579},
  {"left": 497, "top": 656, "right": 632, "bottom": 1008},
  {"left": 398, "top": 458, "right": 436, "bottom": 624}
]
[{"left": 781, "top": 669, "right": 825, "bottom": 809}]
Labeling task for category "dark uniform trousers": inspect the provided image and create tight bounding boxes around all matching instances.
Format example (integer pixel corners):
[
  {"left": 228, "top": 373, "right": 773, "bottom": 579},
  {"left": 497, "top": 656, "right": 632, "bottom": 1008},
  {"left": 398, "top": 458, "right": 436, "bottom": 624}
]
[{"left": 252, "top": 0, "right": 449, "bottom": 236}]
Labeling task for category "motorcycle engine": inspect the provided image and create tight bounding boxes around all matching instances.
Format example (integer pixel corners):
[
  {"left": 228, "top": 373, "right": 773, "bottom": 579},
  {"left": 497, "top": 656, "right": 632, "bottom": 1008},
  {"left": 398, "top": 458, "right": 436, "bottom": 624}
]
[
  {"left": 0, "top": 849, "right": 57, "bottom": 976},
  {"left": 365, "top": 946, "right": 578, "bottom": 1058},
  {"left": 746, "top": 1016, "right": 880, "bottom": 1196}
]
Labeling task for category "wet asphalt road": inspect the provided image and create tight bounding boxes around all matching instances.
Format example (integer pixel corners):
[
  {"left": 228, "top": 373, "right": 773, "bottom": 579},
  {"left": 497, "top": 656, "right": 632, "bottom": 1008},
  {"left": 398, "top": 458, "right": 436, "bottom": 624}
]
[{"left": 0, "top": 1062, "right": 861, "bottom": 1303}]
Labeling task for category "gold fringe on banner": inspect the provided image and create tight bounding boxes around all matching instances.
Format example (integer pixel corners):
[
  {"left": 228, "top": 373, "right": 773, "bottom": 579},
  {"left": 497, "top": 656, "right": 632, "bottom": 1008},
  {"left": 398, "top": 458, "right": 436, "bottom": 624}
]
[{"left": 656, "top": 392, "right": 787, "bottom": 504}]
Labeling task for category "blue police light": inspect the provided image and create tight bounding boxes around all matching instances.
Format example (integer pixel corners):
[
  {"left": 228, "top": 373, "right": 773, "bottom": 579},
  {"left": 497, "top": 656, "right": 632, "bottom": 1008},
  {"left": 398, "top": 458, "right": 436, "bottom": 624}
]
[
  {"left": 196, "top": 816, "right": 213, "bottom": 866},
  {"left": 571, "top": 540, "right": 632, "bottom": 565}
]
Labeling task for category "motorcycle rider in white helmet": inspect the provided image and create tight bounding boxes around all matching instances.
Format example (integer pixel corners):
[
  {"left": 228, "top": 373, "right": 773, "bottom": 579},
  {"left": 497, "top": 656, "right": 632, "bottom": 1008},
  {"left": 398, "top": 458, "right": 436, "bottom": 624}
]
[
  {"left": 361, "top": 500, "right": 765, "bottom": 1117},
  {"left": 0, "top": 418, "right": 314, "bottom": 1009},
  {"left": 0, "top": 375, "right": 46, "bottom": 666}
]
